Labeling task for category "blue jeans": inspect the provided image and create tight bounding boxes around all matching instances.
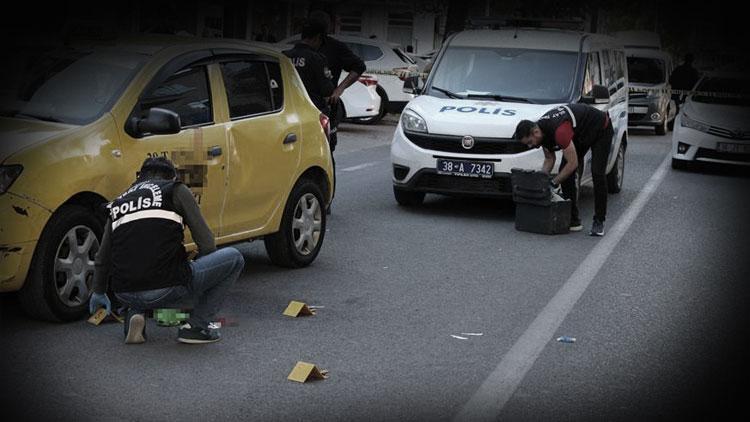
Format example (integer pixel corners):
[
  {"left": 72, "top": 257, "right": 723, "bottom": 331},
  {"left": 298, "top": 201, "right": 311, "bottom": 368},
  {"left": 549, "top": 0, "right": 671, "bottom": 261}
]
[{"left": 115, "top": 247, "right": 245, "bottom": 330}]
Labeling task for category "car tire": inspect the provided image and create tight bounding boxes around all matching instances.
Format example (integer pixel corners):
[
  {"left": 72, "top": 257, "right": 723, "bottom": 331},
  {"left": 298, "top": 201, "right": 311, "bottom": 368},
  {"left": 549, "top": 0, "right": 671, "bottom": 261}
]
[
  {"left": 393, "top": 186, "right": 425, "bottom": 206},
  {"left": 607, "top": 143, "right": 625, "bottom": 193},
  {"left": 353, "top": 86, "right": 387, "bottom": 125},
  {"left": 655, "top": 117, "right": 668, "bottom": 136},
  {"left": 264, "top": 179, "right": 327, "bottom": 268},
  {"left": 667, "top": 119, "right": 675, "bottom": 131},
  {"left": 18, "top": 205, "right": 102, "bottom": 322}
]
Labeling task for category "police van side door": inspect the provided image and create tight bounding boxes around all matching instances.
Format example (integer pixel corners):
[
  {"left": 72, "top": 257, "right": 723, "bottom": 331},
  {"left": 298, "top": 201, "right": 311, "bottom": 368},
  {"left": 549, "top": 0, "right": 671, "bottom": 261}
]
[{"left": 118, "top": 53, "right": 228, "bottom": 244}]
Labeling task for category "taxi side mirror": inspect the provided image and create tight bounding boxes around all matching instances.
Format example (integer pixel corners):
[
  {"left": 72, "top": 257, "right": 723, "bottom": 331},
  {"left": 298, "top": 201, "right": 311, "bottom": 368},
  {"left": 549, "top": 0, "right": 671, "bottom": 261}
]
[{"left": 127, "top": 108, "right": 181, "bottom": 138}]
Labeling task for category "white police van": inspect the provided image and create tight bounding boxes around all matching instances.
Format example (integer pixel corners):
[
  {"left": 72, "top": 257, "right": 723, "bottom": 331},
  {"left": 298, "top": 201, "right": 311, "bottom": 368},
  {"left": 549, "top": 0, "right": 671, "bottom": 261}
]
[{"left": 390, "top": 29, "right": 628, "bottom": 205}]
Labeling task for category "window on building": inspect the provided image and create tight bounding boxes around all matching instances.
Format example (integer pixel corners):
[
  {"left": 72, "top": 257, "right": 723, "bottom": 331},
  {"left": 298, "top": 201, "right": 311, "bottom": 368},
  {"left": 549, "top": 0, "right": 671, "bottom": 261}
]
[{"left": 339, "top": 11, "right": 363, "bottom": 34}]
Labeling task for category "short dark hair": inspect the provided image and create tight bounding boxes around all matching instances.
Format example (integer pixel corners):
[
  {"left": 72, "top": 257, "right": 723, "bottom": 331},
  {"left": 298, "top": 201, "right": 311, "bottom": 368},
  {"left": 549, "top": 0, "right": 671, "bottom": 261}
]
[
  {"left": 513, "top": 120, "right": 537, "bottom": 140},
  {"left": 301, "top": 18, "right": 326, "bottom": 40},
  {"left": 308, "top": 10, "right": 331, "bottom": 33},
  {"left": 138, "top": 156, "right": 176, "bottom": 180}
]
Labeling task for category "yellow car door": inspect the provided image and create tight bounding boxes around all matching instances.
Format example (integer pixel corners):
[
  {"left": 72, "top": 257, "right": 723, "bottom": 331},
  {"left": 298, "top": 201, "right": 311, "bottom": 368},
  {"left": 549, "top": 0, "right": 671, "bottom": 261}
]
[
  {"left": 215, "top": 55, "right": 301, "bottom": 236},
  {"left": 116, "top": 59, "right": 228, "bottom": 243}
]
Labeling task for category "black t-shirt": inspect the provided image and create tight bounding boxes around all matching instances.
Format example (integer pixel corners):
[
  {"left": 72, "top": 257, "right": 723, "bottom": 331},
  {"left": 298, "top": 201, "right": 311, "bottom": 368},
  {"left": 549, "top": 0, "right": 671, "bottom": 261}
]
[
  {"left": 538, "top": 104, "right": 609, "bottom": 151},
  {"left": 319, "top": 36, "right": 367, "bottom": 85},
  {"left": 284, "top": 43, "right": 335, "bottom": 113}
]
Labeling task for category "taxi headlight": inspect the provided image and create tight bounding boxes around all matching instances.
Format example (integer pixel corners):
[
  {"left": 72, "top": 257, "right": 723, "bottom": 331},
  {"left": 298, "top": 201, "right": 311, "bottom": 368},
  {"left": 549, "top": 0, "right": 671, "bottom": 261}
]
[
  {"left": 0, "top": 165, "right": 23, "bottom": 194},
  {"left": 680, "top": 113, "right": 710, "bottom": 133},
  {"left": 401, "top": 109, "right": 428, "bottom": 133}
]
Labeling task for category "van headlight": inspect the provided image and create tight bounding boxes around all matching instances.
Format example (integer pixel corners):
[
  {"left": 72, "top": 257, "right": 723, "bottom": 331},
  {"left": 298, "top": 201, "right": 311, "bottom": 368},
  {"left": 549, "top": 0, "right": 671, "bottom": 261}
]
[
  {"left": 680, "top": 113, "right": 710, "bottom": 133},
  {"left": 401, "top": 109, "right": 428, "bottom": 133},
  {"left": 0, "top": 165, "right": 23, "bottom": 194}
]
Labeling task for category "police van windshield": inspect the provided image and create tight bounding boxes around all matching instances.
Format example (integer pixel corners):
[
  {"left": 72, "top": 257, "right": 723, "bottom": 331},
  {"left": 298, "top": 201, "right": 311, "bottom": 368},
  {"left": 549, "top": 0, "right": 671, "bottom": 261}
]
[
  {"left": 627, "top": 57, "right": 665, "bottom": 84},
  {"left": 0, "top": 48, "right": 147, "bottom": 125},
  {"left": 427, "top": 47, "right": 578, "bottom": 104}
]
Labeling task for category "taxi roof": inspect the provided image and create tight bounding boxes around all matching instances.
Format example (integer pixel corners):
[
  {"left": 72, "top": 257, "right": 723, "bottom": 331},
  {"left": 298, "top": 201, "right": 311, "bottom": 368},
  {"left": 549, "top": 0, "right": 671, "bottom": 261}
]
[{"left": 448, "top": 29, "right": 622, "bottom": 53}]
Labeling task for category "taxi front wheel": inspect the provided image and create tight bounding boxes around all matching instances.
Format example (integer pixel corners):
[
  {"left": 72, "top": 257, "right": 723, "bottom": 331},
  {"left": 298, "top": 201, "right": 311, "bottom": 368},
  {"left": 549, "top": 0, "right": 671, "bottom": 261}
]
[
  {"left": 264, "top": 179, "right": 327, "bottom": 268},
  {"left": 18, "top": 205, "right": 102, "bottom": 321}
]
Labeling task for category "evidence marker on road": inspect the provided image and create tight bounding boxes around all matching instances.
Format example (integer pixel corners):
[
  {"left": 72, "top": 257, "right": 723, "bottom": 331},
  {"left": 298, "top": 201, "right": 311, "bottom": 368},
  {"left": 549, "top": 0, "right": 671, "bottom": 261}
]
[
  {"left": 87, "top": 308, "right": 124, "bottom": 325},
  {"left": 287, "top": 361, "right": 329, "bottom": 383},
  {"left": 283, "top": 301, "right": 316, "bottom": 317}
]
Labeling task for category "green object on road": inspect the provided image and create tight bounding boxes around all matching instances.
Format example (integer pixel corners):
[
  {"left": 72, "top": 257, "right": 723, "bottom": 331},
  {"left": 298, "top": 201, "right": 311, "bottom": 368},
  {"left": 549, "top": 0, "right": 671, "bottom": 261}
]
[{"left": 154, "top": 308, "right": 189, "bottom": 326}]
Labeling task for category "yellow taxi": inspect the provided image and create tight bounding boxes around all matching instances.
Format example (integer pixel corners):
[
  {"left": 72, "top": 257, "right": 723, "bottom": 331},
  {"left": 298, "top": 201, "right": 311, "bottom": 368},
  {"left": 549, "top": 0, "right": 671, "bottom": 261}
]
[{"left": 0, "top": 36, "right": 334, "bottom": 321}]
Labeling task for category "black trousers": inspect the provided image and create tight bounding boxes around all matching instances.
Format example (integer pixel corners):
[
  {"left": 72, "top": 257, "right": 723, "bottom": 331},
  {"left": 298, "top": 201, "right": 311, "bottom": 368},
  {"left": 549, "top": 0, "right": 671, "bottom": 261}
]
[{"left": 559, "top": 124, "right": 613, "bottom": 222}]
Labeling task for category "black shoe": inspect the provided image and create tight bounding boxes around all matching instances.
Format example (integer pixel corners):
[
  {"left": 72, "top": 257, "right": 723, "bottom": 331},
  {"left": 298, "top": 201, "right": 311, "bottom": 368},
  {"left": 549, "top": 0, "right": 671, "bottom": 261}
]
[
  {"left": 590, "top": 219, "right": 605, "bottom": 237},
  {"left": 569, "top": 217, "right": 583, "bottom": 232},
  {"left": 124, "top": 310, "right": 146, "bottom": 344},
  {"left": 178, "top": 323, "right": 220, "bottom": 344}
]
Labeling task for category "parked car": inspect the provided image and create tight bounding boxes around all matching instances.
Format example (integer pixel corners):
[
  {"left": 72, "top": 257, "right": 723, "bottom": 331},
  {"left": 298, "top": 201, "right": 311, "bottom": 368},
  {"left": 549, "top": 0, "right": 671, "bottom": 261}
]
[
  {"left": 279, "top": 34, "right": 418, "bottom": 115},
  {"left": 671, "top": 72, "right": 750, "bottom": 169},
  {"left": 391, "top": 29, "right": 629, "bottom": 205},
  {"left": 625, "top": 48, "right": 676, "bottom": 135},
  {"left": 0, "top": 36, "right": 334, "bottom": 321}
]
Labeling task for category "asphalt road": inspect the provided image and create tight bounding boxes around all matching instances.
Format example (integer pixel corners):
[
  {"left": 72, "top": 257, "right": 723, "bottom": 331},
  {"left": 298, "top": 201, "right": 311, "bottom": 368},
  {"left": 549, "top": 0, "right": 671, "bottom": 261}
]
[{"left": 2, "top": 118, "right": 749, "bottom": 421}]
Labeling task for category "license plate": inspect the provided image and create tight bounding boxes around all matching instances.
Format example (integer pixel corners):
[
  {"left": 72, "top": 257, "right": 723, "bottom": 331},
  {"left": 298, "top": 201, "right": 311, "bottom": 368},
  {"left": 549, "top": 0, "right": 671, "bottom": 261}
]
[
  {"left": 717, "top": 142, "right": 750, "bottom": 154},
  {"left": 436, "top": 159, "right": 494, "bottom": 178},
  {"left": 628, "top": 106, "right": 648, "bottom": 114}
]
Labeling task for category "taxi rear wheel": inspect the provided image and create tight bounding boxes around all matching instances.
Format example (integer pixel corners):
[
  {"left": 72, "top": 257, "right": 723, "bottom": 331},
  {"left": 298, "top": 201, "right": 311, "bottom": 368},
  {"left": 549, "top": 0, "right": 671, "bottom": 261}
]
[
  {"left": 18, "top": 205, "right": 102, "bottom": 322},
  {"left": 264, "top": 179, "right": 327, "bottom": 268}
]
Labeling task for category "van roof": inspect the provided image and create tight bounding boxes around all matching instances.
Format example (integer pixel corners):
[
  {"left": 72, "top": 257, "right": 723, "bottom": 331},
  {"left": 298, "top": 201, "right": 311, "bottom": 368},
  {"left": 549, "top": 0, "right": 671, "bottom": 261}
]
[{"left": 448, "top": 29, "right": 622, "bottom": 53}]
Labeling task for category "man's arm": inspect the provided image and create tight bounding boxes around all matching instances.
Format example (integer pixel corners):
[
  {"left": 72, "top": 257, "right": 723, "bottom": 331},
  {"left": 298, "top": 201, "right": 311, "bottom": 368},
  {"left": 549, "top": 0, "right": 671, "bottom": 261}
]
[
  {"left": 92, "top": 219, "right": 112, "bottom": 294},
  {"left": 173, "top": 184, "right": 216, "bottom": 258},
  {"left": 553, "top": 143, "right": 578, "bottom": 185},
  {"left": 542, "top": 147, "right": 556, "bottom": 174},
  {"left": 329, "top": 40, "right": 366, "bottom": 104}
]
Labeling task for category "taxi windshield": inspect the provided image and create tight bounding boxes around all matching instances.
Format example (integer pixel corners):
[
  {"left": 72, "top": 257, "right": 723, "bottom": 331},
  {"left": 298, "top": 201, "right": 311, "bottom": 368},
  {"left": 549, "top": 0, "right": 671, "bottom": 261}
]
[
  {"left": 427, "top": 47, "right": 578, "bottom": 104},
  {"left": 0, "top": 47, "right": 148, "bottom": 125}
]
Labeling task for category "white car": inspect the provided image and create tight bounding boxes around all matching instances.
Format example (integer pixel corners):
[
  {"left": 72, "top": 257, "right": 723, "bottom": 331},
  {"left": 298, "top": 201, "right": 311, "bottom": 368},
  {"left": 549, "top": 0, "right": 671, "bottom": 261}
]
[
  {"left": 390, "top": 29, "right": 629, "bottom": 205},
  {"left": 279, "top": 34, "right": 418, "bottom": 116},
  {"left": 262, "top": 41, "right": 381, "bottom": 123},
  {"left": 671, "top": 72, "right": 750, "bottom": 169}
]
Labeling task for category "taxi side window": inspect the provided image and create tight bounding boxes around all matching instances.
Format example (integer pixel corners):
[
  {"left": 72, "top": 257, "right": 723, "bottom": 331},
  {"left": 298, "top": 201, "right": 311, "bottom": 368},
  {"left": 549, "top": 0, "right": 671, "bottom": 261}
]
[
  {"left": 139, "top": 66, "right": 213, "bottom": 128},
  {"left": 220, "top": 60, "right": 283, "bottom": 119}
]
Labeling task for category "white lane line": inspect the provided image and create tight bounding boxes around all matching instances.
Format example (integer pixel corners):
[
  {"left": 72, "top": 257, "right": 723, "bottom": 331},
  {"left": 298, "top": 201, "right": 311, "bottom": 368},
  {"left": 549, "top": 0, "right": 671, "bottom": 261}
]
[
  {"left": 340, "top": 161, "right": 380, "bottom": 172},
  {"left": 454, "top": 153, "right": 672, "bottom": 422}
]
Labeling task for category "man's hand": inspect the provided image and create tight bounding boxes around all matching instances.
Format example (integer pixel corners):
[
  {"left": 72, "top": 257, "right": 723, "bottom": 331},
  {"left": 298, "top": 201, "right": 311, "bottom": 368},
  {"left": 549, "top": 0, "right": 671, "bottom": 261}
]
[
  {"left": 89, "top": 292, "right": 111, "bottom": 315},
  {"left": 328, "top": 86, "right": 344, "bottom": 105},
  {"left": 549, "top": 178, "right": 562, "bottom": 195}
]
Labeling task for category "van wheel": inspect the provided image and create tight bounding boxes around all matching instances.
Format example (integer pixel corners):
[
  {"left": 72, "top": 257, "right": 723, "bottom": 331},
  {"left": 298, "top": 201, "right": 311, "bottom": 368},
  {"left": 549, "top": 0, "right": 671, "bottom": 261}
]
[
  {"left": 18, "top": 205, "right": 102, "bottom": 322},
  {"left": 607, "top": 143, "right": 625, "bottom": 193},
  {"left": 393, "top": 186, "right": 425, "bottom": 206},
  {"left": 264, "top": 179, "right": 326, "bottom": 268}
]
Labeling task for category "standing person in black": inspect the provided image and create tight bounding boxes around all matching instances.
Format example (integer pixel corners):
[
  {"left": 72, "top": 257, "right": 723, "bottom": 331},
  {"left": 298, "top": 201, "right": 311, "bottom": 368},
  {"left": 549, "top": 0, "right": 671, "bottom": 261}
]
[
  {"left": 514, "top": 104, "right": 614, "bottom": 236},
  {"left": 309, "top": 10, "right": 367, "bottom": 211},
  {"left": 283, "top": 20, "right": 335, "bottom": 116},
  {"left": 88, "top": 157, "right": 245, "bottom": 344},
  {"left": 669, "top": 53, "right": 701, "bottom": 113}
]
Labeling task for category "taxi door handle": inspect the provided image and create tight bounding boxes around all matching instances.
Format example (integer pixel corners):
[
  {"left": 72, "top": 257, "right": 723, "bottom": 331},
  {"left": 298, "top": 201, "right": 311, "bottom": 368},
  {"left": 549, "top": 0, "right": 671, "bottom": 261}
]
[
  {"left": 283, "top": 133, "right": 298, "bottom": 145},
  {"left": 208, "top": 145, "right": 222, "bottom": 157}
]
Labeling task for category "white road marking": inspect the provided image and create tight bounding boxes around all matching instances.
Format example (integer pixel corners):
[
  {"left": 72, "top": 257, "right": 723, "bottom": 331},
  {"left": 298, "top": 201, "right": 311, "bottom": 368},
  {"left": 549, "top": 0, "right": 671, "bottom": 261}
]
[
  {"left": 454, "top": 154, "right": 672, "bottom": 422},
  {"left": 451, "top": 335, "right": 469, "bottom": 340},
  {"left": 340, "top": 162, "right": 380, "bottom": 172}
]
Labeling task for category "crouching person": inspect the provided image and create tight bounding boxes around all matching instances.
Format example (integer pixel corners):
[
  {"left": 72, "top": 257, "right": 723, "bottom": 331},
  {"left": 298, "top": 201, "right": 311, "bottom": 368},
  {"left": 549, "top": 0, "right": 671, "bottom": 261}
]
[{"left": 88, "top": 157, "right": 244, "bottom": 344}]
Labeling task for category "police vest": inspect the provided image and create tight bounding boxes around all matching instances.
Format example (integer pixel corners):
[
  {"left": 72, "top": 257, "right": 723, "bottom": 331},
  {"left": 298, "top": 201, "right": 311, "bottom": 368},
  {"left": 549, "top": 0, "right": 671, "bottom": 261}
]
[
  {"left": 538, "top": 104, "right": 607, "bottom": 151},
  {"left": 109, "top": 179, "right": 190, "bottom": 293}
]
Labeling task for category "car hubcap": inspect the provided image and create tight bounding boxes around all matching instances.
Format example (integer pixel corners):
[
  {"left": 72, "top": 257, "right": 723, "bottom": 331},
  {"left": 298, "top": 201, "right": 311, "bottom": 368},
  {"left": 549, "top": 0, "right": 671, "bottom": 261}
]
[
  {"left": 54, "top": 225, "right": 99, "bottom": 307},
  {"left": 292, "top": 193, "right": 322, "bottom": 256}
]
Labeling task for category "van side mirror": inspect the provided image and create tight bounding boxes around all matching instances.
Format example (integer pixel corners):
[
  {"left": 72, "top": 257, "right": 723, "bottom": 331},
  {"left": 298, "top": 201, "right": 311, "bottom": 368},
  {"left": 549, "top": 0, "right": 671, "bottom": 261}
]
[
  {"left": 127, "top": 108, "right": 181, "bottom": 138},
  {"left": 592, "top": 85, "right": 610, "bottom": 104},
  {"left": 403, "top": 75, "right": 423, "bottom": 95}
]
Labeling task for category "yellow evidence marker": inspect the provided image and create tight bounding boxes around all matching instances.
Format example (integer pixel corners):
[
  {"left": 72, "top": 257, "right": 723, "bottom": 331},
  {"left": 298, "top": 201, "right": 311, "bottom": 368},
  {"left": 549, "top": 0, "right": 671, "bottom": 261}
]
[
  {"left": 87, "top": 308, "right": 124, "bottom": 325},
  {"left": 283, "top": 301, "right": 316, "bottom": 317},
  {"left": 287, "top": 361, "right": 329, "bottom": 383}
]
